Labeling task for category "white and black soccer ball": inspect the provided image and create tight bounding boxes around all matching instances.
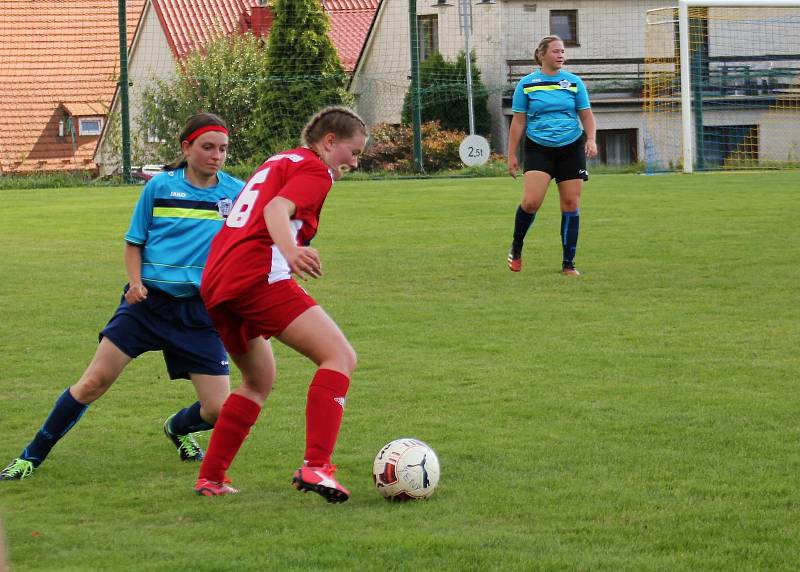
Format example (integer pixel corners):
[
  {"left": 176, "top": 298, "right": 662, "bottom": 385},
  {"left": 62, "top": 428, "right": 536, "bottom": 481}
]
[{"left": 372, "top": 438, "right": 440, "bottom": 501}]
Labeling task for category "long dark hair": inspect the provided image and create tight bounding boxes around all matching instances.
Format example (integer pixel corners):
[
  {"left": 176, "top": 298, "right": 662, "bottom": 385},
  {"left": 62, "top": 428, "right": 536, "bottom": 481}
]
[{"left": 164, "top": 113, "right": 229, "bottom": 171}]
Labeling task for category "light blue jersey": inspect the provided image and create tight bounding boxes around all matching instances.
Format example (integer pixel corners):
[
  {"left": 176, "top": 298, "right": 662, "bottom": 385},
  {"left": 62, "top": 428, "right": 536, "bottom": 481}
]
[
  {"left": 125, "top": 168, "right": 244, "bottom": 297},
  {"left": 512, "top": 69, "right": 591, "bottom": 147}
]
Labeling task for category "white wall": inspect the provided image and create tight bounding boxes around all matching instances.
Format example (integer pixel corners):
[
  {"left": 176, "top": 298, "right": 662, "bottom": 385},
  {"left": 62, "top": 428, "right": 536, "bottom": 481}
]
[{"left": 96, "top": 1, "right": 177, "bottom": 174}]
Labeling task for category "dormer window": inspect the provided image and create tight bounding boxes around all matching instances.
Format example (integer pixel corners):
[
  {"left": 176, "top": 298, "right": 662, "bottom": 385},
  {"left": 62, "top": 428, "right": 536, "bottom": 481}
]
[
  {"left": 59, "top": 102, "right": 108, "bottom": 138},
  {"left": 79, "top": 117, "right": 103, "bottom": 136}
]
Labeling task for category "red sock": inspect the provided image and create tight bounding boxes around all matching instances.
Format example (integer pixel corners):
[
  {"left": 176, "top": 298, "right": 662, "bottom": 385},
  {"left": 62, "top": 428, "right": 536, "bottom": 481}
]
[
  {"left": 305, "top": 369, "right": 350, "bottom": 467},
  {"left": 198, "top": 393, "right": 261, "bottom": 483}
]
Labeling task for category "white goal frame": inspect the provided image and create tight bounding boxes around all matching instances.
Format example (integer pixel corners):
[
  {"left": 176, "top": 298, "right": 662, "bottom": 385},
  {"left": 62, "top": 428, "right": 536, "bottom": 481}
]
[{"left": 678, "top": 0, "right": 800, "bottom": 172}]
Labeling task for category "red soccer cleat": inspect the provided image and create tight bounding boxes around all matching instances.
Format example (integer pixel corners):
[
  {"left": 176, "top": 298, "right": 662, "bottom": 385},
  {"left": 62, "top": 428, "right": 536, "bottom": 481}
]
[
  {"left": 507, "top": 242, "right": 523, "bottom": 272},
  {"left": 194, "top": 478, "right": 239, "bottom": 497},
  {"left": 292, "top": 464, "right": 350, "bottom": 503}
]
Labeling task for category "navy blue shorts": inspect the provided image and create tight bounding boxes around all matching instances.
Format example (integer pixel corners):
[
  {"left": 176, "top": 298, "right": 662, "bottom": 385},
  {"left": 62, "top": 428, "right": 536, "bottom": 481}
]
[
  {"left": 524, "top": 134, "right": 589, "bottom": 183},
  {"left": 100, "top": 285, "right": 229, "bottom": 380}
]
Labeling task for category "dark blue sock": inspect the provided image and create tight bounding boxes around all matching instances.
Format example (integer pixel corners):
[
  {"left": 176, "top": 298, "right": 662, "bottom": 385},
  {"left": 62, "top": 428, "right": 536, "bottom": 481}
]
[
  {"left": 512, "top": 206, "right": 536, "bottom": 252},
  {"left": 561, "top": 209, "right": 580, "bottom": 265},
  {"left": 21, "top": 388, "right": 88, "bottom": 467},
  {"left": 168, "top": 401, "right": 213, "bottom": 435}
]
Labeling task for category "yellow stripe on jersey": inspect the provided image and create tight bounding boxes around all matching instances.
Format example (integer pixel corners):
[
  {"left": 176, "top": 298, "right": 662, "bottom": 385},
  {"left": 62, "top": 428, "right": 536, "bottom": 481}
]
[
  {"left": 523, "top": 84, "right": 578, "bottom": 94},
  {"left": 152, "top": 207, "right": 220, "bottom": 220}
]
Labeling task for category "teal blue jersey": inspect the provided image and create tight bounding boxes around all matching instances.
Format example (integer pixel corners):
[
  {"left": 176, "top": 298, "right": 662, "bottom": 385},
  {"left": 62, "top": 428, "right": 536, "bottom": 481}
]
[
  {"left": 512, "top": 69, "right": 591, "bottom": 147},
  {"left": 125, "top": 168, "right": 244, "bottom": 297}
]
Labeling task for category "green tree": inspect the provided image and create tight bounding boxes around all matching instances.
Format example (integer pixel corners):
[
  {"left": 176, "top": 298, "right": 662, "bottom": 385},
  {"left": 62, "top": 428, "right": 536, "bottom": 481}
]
[
  {"left": 402, "top": 51, "right": 492, "bottom": 138},
  {"left": 253, "top": 0, "right": 351, "bottom": 150},
  {"left": 139, "top": 31, "right": 270, "bottom": 165}
]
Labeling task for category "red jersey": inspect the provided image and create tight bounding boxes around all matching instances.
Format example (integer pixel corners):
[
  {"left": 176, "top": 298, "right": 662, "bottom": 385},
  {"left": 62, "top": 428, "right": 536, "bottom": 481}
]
[{"left": 202, "top": 147, "right": 334, "bottom": 307}]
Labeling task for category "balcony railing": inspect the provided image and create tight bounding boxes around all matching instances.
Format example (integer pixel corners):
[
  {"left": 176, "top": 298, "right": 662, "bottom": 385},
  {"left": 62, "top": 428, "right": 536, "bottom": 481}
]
[{"left": 505, "top": 56, "right": 800, "bottom": 104}]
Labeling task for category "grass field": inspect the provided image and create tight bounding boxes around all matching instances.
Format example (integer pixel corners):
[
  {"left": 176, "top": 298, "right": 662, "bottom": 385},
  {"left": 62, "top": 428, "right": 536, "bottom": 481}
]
[{"left": 1, "top": 172, "right": 799, "bottom": 571}]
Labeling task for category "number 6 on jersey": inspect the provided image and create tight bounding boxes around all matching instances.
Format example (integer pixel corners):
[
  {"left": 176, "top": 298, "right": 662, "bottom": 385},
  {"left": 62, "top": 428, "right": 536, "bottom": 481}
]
[{"left": 226, "top": 167, "right": 270, "bottom": 228}]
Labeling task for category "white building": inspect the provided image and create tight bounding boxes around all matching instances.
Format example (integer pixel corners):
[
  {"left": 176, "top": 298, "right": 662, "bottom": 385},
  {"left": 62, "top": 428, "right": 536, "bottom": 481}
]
[{"left": 350, "top": 0, "right": 800, "bottom": 168}]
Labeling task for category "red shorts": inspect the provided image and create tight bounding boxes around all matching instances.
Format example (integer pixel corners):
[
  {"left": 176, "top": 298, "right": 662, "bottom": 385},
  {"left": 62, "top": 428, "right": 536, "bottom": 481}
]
[{"left": 207, "top": 279, "right": 318, "bottom": 355}]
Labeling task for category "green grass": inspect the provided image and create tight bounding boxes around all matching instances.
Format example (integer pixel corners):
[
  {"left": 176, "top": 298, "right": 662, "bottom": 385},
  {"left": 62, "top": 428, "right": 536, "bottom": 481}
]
[
  {"left": 1, "top": 172, "right": 799, "bottom": 571},
  {"left": 0, "top": 172, "right": 97, "bottom": 190}
]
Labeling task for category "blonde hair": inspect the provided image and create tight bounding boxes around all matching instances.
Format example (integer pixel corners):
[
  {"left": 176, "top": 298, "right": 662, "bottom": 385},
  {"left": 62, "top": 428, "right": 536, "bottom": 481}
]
[
  {"left": 534, "top": 35, "right": 563, "bottom": 66},
  {"left": 302, "top": 106, "right": 367, "bottom": 146}
]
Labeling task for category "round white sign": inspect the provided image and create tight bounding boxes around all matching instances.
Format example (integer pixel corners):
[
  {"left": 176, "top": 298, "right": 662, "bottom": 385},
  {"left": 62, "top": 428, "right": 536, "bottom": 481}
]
[{"left": 459, "top": 134, "right": 490, "bottom": 167}]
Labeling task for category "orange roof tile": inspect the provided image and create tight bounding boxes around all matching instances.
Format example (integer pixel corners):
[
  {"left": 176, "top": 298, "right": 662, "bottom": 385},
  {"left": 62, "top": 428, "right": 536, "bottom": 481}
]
[
  {"left": 0, "top": 0, "right": 145, "bottom": 174},
  {"left": 324, "top": 0, "right": 377, "bottom": 10},
  {"left": 326, "top": 1, "right": 378, "bottom": 73},
  {"left": 153, "top": 0, "right": 378, "bottom": 72},
  {"left": 152, "top": 0, "right": 262, "bottom": 60}
]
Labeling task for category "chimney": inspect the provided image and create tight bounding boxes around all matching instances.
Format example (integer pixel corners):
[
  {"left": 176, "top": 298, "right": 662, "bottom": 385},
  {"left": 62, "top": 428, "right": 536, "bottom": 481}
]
[{"left": 250, "top": 5, "right": 273, "bottom": 38}]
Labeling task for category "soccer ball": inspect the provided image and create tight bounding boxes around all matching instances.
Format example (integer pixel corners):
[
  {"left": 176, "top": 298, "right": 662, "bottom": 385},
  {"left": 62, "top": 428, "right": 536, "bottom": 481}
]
[{"left": 372, "top": 438, "right": 440, "bottom": 501}]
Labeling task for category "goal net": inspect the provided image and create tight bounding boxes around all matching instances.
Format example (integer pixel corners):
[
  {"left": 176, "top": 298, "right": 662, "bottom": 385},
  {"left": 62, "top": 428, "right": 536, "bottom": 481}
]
[
  {"left": 13, "top": 1, "right": 794, "bottom": 177},
  {"left": 645, "top": 1, "right": 800, "bottom": 172}
]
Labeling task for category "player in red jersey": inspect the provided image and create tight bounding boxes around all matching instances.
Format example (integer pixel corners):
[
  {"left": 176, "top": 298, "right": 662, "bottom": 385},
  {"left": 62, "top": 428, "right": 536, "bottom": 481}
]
[{"left": 194, "top": 106, "right": 368, "bottom": 501}]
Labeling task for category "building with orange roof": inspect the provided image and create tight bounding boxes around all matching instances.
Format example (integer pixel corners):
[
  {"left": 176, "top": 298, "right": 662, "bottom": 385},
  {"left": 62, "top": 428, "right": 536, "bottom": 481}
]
[
  {"left": 95, "top": 0, "right": 378, "bottom": 175},
  {"left": 0, "top": 1, "right": 145, "bottom": 175},
  {"left": 0, "top": 0, "right": 375, "bottom": 177}
]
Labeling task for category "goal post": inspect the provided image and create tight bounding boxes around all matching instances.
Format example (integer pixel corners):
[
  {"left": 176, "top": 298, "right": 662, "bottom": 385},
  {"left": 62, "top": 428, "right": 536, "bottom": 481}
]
[{"left": 646, "top": 0, "right": 800, "bottom": 173}]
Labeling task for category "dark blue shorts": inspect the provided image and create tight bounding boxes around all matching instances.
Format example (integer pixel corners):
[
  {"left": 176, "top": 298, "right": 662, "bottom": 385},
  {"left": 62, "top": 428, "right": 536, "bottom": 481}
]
[{"left": 100, "top": 285, "right": 229, "bottom": 380}]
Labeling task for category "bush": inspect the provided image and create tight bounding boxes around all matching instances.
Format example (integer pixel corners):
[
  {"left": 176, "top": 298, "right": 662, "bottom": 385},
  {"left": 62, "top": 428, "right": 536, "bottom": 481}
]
[
  {"left": 138, "top": 9, "right": 350, "bottom": 168},
  {"left": 360, "top": 121, "right": 469, "bottom": 173},
  {"left": 139, "top": 32, "right": 272, "bottom": 166},
  {"left": 0, "top": 171, "right": 96, "bottom": 190},
  {"left": 224, "top": 161, "right": 264, "bottom": 182},
  {"left": 401, "top": 51, "right": 491, "bottom": 138},
  {"left": 252, "top": 0, "right": 351, "bottom": 151}
]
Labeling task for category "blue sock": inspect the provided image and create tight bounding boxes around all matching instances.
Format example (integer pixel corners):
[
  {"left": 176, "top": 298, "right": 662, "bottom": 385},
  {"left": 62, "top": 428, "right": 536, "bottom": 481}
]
[
  {"left": 21, "top": 388, "right": 88, "bottom": 467},
  {"left": 168, "top": 401, "right": 213, "bottom": 435},
  {"left": 512, "top": 206, "right": 536, "bottom": 253},
  {"left": 561, "top": 209, "right": 580, "bottom": 265}
]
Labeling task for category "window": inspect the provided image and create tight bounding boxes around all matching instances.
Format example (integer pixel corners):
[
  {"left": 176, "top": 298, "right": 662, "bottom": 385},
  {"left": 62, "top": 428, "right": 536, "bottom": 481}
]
[
  {"left": 418, "top": 15, "right": 438, "bottom": 62},
  {"left": 147, "top": 125, "right": 165, "bottom": 144},
  {"left": 78, "top": 117, "right": 103, "bottom": 136},
  {"left": 702, "top": 125, "right": 758, "bottom": 167},
  {"left": 549, "top": 10, "right": 578, "bottom": 46},
  {"left": 595, "top": 129, "right": 638, "bottom": 166}
]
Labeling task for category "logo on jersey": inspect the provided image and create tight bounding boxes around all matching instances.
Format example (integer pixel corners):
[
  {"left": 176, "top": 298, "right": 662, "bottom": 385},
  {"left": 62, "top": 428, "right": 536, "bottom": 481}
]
[
  {"left": 217, "top": 198, "right": 233, "bottom": 218},
  {"left": 559, "top": 79, "right": 572, "bottom": 89},
  {"left": 170, "top": 191, "right": 187, "bottom": 198},
  {"left": 267, "top": 153, "right": 304, "bottom": 163}
]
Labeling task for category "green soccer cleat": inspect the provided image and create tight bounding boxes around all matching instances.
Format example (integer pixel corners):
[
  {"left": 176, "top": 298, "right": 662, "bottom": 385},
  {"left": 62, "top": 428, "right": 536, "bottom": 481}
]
[
  {"left": 0, "top": 458, "right": 35, "bottom": 481},
  {"left": 163, "top": 415, "right": 205, "bottom": 462}
]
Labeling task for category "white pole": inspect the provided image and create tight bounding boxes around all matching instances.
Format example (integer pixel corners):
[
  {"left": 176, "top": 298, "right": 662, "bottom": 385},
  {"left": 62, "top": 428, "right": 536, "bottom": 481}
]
[
  {"left": 677, "top": 0, "right": 800, "bottom": 173},
  {"left": 679, "top": 1, "right": 693, "bottom": 173},
  {"left": 462, "top": 0, "right": 476, "bottom": 135}
]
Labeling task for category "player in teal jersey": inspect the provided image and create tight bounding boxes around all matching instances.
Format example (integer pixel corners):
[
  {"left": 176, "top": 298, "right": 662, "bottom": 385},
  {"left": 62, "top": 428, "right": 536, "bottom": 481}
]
[
  {"left": 506, "top": 35, "right": 598, "bottom": 275},
  {"left": 1, "top": 113, "right": 243, "bottom": 481}
]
